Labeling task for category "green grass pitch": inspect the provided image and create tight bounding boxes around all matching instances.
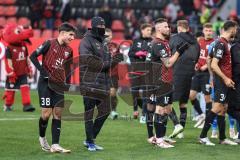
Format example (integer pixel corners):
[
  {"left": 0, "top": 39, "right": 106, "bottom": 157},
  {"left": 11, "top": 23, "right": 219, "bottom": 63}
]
[{"left": 0, "top": 89, "right": 239, "bottom": 160}]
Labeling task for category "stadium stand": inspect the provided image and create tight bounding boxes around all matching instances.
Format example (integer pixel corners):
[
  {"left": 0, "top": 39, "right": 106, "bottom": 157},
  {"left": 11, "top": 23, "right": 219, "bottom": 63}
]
[{"left": 0, "top": 0, "right": 227, "bottom": 39}]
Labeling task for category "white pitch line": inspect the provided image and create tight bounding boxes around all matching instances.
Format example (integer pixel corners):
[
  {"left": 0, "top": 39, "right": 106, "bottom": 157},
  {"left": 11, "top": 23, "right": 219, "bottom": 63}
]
[{"left": 0, "top": 117, "right": 38, "bottom": 121}]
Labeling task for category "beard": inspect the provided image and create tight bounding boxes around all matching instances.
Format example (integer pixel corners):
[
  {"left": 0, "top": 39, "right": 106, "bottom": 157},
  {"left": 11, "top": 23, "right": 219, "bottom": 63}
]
[{"left": 162, "top": 32, "right": 170, "bottom": 40}]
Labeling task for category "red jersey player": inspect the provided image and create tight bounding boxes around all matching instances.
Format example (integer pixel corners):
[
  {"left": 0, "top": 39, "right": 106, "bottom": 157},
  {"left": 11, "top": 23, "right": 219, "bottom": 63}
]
[{"left": 189, "top": 23, "right": 214, "bottom": 128}]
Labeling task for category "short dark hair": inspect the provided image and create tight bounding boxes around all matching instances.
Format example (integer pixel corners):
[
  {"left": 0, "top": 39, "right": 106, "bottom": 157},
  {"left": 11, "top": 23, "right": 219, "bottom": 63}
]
[
  {"left": 105, "top": 28, "right": 112, "bottom": 33},
  {"left": 177, "top": 20, "right": 189, "bottom": 29},
  {"left": 58, "top": 22, "right": 77, "bottom": 33},
  {"left": 140, "top": 23, "right": 152, "bottom": 30},
  {"left": 203, "top": 23, "right": 213, "bottom": 29},
  {"left": 223, "top": 20, "right": 237, "bottom": 31},
  {"left": 154, "top": 18, "right": 167, "bottom": 25}
]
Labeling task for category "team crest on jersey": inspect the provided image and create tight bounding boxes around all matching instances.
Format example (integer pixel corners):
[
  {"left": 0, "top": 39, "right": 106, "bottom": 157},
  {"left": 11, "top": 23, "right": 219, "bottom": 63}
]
[
  {"left": 64, "top": 51, "right": 70, "bottom": 58},
  {"left": 160, "top": 49, "right": 168, "bottom": 57},
  {"left": 137, "top": 42, "right": 142, "bottom": 48},
  {"left": 22, "top": 47, "right": 26, "bottom": 51},
  {"left": 95, "top": 42, "right": 101, "bottom": 50},
  {"left": 216, "top": 49, "right": 223, "bottom": 57},
  {"left": 13, "top": 49, "right": 17, "bottom": 52}
]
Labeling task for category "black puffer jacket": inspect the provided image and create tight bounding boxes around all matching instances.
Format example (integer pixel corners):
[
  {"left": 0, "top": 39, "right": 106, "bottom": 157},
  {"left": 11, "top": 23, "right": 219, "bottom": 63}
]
[
  {"left": 79, "top": 30, "right": 111, "bottom": 92},
  {"left": 169, "top": 32, "right": 200, "bottom": 76}
]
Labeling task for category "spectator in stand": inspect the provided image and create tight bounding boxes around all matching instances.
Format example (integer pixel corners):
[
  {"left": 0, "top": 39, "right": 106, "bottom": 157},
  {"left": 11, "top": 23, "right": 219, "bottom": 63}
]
[
  {"left": 123, "top": 8, "right": 137, "bottom": 39},
  {"left": 139, "top": 10, "right": 152, "bottom": 24},
  {"left": 60, "top": 0, "right": 71, "bottom": 22},
  {"left": 228, "top": 10, "right": 240, "bottom": 25},
  {"left": 165, "top": 0, "right": 181, "bottom": 23},
  {"left": 179, "top": 0, "right": 195, "bottom": 16},
  {"left": 98, "top": 5, "right": 113, "bottom": 29},
  {"left": 213, "top": 16, "right": 223, "bottom": 36},
  {"left": 200, "top": 3, "right": 211, "bottom": 24},
  {"left": 43, "top": 0, "right": 57, "bottom": 29},
  {"left": 189, "top": 10, "right": 200, "bottom": 33},
  {"left": 28, "top": 0, "right": 44, "bottom": 29},
  {"left": 75, "top": 18, "right": 87, "bottom": 39}
]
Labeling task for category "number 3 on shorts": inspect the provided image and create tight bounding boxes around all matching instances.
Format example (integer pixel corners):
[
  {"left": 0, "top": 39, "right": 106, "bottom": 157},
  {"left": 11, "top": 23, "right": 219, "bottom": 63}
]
[
  {"left": 41, "top": 97, "right": 51, "bottom": 106},
  {"left": 220, "top": 94, "right": 226, "bottom": 102}
]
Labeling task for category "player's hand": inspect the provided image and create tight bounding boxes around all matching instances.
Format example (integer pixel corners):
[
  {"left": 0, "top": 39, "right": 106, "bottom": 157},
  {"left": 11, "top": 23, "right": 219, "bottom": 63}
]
[
  {"left": 223, "top": 77, "right": 235, "bottom": 89},
  {"left": 8, "top": 73, "right": 17, "bottom": 84},
  {"left": 112, "top": 54, "right": 124, "bottom": 63},
  {"left": 176, "top": 42, "right": 189, "bottom": 55},
  {"left": 200, "top": 65, "right": 208, "bottom": 71},
  {"left": 195, "top": 64, "right": 199, "bottom": 71},
  {"left": 27, "top": 66, "right": 34, "bottom": 78}
]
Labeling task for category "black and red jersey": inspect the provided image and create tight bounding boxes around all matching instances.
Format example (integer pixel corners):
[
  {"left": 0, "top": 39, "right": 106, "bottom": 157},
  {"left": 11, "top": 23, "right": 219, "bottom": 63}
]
[
  {"left": 213, "top": 37, "right": 232, "bottom": 79},
  {"left": 151, "top": 37, "right": 173, "bottom": 83},
  {"left": 34, "top": 39, "right": 73, "bottom": 83},
  {"left": 6, "top": 43, "right": 29, "bottom": 76}
]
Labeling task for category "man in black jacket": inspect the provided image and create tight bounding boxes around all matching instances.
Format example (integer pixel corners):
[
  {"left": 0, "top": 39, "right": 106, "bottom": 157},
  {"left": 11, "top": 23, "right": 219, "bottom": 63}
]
[
  {"left": 169, "top": 20, "right": 200, "bottom": 138},
  {"left": 79, "top": 17, "right": 123, "bottom": 151},
  {"left": 227, "top": 28, "right": 240, "bottom": 144},
  {"left": 128, "top": 23, "right": 152, "bottom": 122}
]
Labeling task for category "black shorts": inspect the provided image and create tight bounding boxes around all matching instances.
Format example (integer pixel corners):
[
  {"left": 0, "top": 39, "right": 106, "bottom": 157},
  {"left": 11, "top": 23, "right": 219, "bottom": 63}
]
[
  {"left": 37, "top": 77, "right": 64, "bottom": 108},
  {"left": 148, "top": 92, "right": 172, "bottom": 107},
  {"left": 173, "top": 74, "right": 192, "bottom": 103},
  {"left": 5, "top": 75, "right": 28, "bottom": 90},
  {"left": 228, "top": 77, "right": 240, "bottom": 110},
  {"left": 191, "top": 72, "right": 211, "bottom": 95},
  {"left": 110, "top": 76, "right": 118, "bottom": 88},
  {"left": 213, "top": 75, "right": 229, "bottom": 104}
]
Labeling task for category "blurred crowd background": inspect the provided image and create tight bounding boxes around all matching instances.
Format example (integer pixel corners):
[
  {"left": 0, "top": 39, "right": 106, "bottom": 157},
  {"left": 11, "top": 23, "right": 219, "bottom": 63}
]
[{"left": 0, "top": 0, "right": 239, "bottom": 40}]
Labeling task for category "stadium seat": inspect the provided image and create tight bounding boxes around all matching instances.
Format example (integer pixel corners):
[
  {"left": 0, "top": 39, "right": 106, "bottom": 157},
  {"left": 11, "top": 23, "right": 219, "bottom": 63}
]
[
  {"left": 6, "top": 17, "right": 17, "bottom": 24},
  {"left": 84, "top": 0, "right": 94, "bottom": 7},
  {"left": 108, "top": 0, "right": 119, "bottom": 8},
  {"left": 16, "top": 6, "right": 29, "bottom": 17},
  {"left": 84, "top": 8, "right": 94, "bottom": 19},
  {"left": 53, "top": 30, "right": 59, "bottom": 38},
  {"left": 18, "top": 17, "right": 30, "bottom": 26},
  {"left": 42, "top": 29, "right": 53, "bottom": 39},
  {"left": 119, "top": 0, "right": 131, "bottom": 8},
  {"left": 71, "top": 7, "right": 77, "bottom": 18},
  {"left": 0, "top": 6, "right": 5, "bottom": 16},
  {"left": 69, "top": 19, "right": 76, "bottom": 26},
  {"left": 111, "top": 20, "right": 125, "bottom": 31},
  {"left": 0, "top": 17, "right": 6, "bottom": 27},
  {"left": 33, "top": 29, "right": 41, "bottom": 38},
  {"left": 15, "top": 0, "right": 28, "bottom": 5},
  {"left": 113, "top": 32, "right": 124, "bottom": 39},
  {"left": 71, "top": 0, "right": 82, "bottom": 7},
  {"left": 95, "top": 0, "right": 105, "bottom": 7},
  {"left": 5, "top": 6, "right": 18, "bottom": 16},
  {"left": 111, "top": 9, "right": 123, "bottom": 20},
  {"left": 4, "top": 0, "right": 16, "bottom": 5},
  {"left": 74, "top": 8, "right": 83, "bottom": 18}
]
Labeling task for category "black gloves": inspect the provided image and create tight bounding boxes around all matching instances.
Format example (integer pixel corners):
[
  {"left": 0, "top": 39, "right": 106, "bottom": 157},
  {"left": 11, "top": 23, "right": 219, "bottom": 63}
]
[
  {"left": 112, "top": 54, "right": 124, "bottom": 65},
  {"left": 176, "top": 42, "right": 189, "bottom": 55}
]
